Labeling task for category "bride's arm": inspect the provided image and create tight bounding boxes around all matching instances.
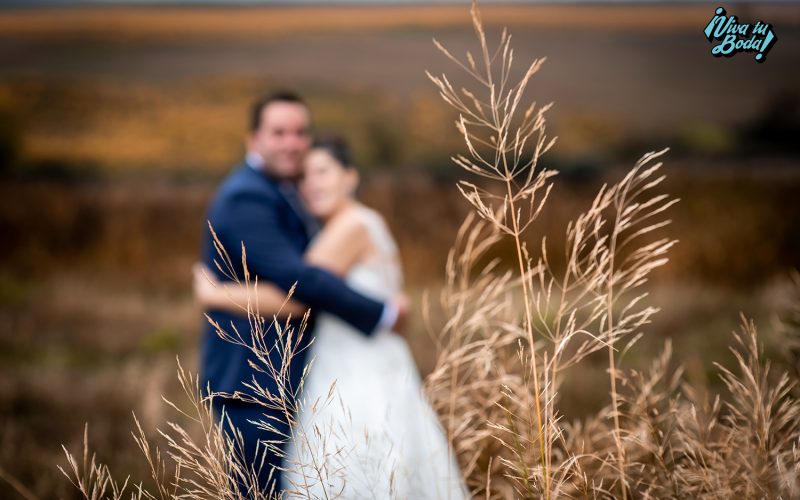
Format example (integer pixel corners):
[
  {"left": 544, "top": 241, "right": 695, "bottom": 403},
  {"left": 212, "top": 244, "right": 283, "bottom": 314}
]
[
  {"left": 193, "top": 264, "right": 307, "bottom": 317},
  {"left": 193, "top": 210, "right": 368, "bottom": 315}
]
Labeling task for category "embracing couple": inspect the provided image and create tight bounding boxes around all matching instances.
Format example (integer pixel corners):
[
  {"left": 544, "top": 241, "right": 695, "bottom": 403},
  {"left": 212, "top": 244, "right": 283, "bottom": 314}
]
[{"left": 196, "top": 91, "right": 468, "bottom": 499}]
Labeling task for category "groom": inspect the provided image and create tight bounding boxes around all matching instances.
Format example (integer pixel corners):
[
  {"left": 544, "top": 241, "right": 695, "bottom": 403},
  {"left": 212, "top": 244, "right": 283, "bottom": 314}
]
[{"left": 199, "top": 91, "right": 407, "bottom": 495}]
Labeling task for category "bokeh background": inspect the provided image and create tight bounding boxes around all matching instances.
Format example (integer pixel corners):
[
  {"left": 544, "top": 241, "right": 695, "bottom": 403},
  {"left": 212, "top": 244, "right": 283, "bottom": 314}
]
[{"left": 1, "top": 1, "right": 799, "bottom": 497}]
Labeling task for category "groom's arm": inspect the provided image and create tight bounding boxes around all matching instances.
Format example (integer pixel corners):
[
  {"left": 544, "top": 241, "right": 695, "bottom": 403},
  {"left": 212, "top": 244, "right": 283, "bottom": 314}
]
[{"left": 220, "top": 190, "right": 385, "bottom": 335}]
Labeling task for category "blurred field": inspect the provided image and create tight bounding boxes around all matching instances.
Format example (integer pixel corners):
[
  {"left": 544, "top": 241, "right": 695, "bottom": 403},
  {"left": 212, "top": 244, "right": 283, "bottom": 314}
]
[
  {"left": 1, "top": 3, "right": 799, "bottom": 497},
  {"left": 0, "top": 4, "right": 757, "bottom": 40},
  {"left": 2, "top": 3, "right": 799, "bottom": 172}
]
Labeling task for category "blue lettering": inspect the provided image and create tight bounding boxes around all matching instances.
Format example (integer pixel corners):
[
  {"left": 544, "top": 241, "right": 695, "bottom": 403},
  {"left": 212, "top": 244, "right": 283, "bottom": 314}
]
[
  {"left": 704, "top": 6, "right": 778, "bottom": 62},
  {"left": 712, "top": 34, "right": 738, "bottom": 56}
]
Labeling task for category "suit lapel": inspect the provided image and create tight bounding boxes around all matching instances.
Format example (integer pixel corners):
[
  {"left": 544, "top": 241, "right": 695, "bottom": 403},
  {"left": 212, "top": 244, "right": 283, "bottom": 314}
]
[
  {"left": 277, "top": 182, "right": 320, "bottom": 242},
  {"left": 241, "top": 158, "right": 317, "bottom": 246}
]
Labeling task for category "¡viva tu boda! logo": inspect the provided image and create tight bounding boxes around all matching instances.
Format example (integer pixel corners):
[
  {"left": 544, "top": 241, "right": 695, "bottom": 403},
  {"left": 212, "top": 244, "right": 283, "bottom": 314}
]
[{"left": 704, "top": 6, "right": 778, "bottom": 62}]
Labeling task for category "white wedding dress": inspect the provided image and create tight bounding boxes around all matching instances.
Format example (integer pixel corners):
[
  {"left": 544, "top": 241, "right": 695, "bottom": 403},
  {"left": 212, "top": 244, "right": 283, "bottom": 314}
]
[{"left": 282, "top": 206, "right": 469, "bottom": 500}]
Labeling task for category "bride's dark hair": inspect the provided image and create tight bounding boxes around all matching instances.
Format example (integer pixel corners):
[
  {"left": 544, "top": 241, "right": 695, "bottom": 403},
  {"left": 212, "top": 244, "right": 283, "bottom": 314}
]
[{"left": 312, "top": 135, "right": 355, "bottom": 170}]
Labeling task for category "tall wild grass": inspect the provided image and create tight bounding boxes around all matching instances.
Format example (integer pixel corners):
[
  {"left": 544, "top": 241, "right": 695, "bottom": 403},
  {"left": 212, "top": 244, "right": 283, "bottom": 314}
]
[{"left": 58, "top": 2, "right": 799, "bottom": 499}]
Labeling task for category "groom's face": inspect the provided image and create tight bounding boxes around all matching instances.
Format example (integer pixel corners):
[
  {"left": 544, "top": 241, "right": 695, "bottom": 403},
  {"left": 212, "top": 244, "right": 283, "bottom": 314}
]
[{"left": 249, "top": 101, "right": 312, "bottom": 180}]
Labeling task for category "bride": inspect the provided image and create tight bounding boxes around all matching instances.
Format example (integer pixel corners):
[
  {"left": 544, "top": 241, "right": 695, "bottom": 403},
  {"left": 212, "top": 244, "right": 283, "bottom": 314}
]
[{"left": 195, "top": 136, "right": 469, "bottom": 499}]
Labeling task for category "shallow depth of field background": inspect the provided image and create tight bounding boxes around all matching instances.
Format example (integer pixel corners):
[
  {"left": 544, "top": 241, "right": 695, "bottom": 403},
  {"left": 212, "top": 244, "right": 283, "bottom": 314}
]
[{"left": 1, "top": 3, "right": 799, "bottom": 497}]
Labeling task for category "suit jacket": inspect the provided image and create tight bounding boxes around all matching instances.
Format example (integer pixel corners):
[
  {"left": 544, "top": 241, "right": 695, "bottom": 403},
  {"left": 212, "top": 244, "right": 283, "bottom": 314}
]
[{"left": 200, "top": 160, "right": 385, "bottom": 399}]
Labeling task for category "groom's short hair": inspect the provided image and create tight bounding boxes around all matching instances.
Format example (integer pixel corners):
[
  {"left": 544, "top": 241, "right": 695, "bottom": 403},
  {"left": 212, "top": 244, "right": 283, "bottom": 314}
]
[{"left": 250, "top": 90, "right": 308, "bottom": 132}]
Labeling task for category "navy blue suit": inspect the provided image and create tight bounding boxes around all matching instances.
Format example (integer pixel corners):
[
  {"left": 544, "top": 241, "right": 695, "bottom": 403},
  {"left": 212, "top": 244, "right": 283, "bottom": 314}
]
[{"left": 200, "top": 160, "right": 385, "bottom": 494}]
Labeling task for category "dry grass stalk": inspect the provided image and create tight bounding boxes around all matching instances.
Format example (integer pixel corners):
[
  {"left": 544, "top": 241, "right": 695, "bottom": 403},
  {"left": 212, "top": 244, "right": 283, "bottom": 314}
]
[
  {"left": 427, "top": 1, "right": 558, "bottom": 494},
  {"left": 426, "top": 1, "right": 676, "bottom": 497},
  {"left": 60, "top": 227, "right": 351, "bottom": 499}
]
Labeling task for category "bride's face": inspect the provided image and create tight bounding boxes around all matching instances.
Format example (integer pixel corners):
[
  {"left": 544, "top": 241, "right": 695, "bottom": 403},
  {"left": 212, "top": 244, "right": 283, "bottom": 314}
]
[{"left": 299, "top": 148, "right": 358, "bottom": 220}]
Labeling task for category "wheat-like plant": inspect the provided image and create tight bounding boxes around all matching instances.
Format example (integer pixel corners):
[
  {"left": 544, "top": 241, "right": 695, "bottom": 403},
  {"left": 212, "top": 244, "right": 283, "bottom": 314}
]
[
  {"left": 426, "top": 1, "right": 675, "bottom": 497},
  {"left": 61, "top": 227, "right": 351, "bottom": 500}
]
